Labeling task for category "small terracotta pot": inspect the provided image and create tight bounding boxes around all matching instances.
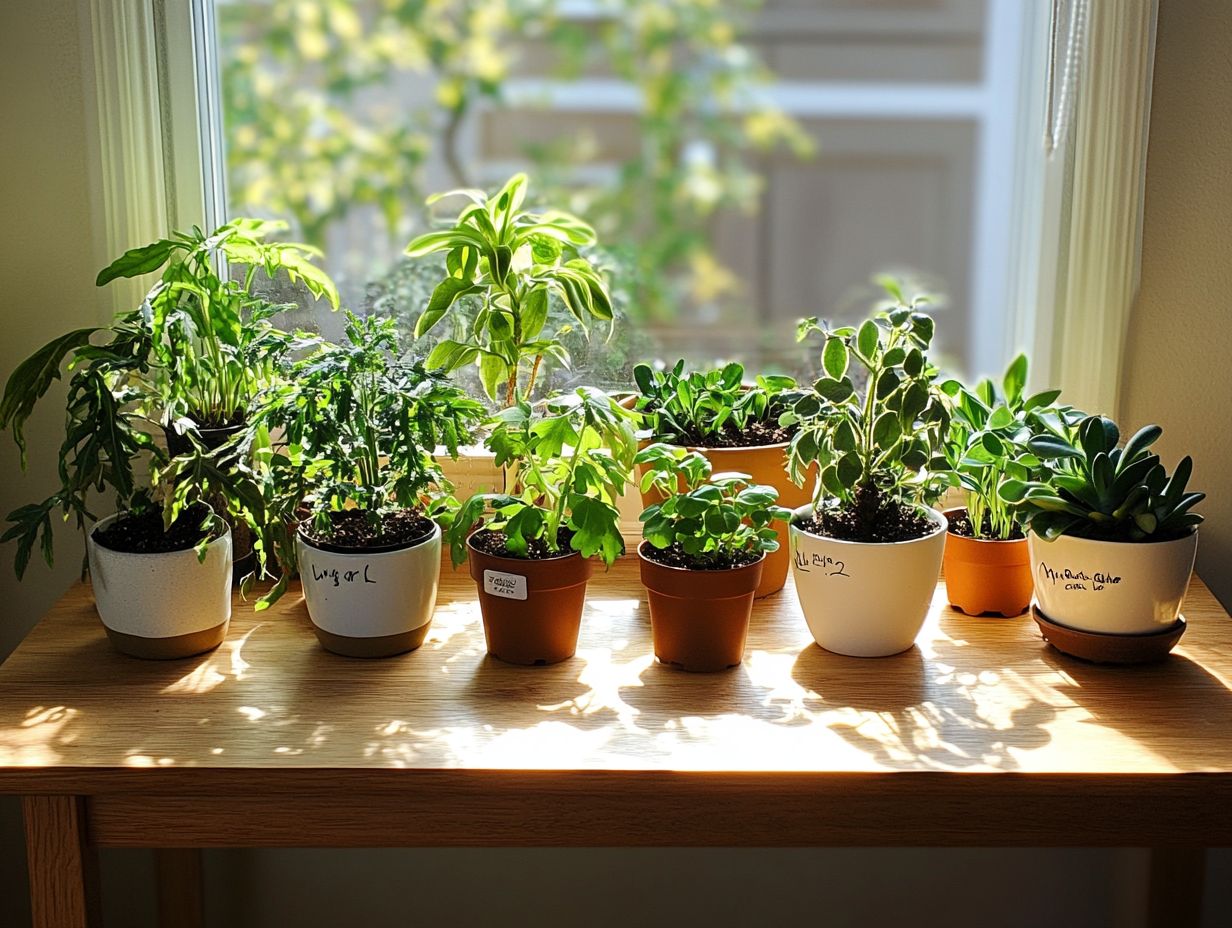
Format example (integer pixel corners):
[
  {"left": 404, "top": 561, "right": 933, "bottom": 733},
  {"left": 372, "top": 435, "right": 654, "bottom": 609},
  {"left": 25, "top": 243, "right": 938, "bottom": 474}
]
[
  {"left": 467, "top": 537, "right": 595, "bottom": 665},
  {"left": 631, "top": 439, "right": 813, "bottom": 598},
  {"left": 942, "top": 508, "right": 1032, "bottom": 617},
  {"left": 638, "top": 542, "right": 764, "bottom": 672}
]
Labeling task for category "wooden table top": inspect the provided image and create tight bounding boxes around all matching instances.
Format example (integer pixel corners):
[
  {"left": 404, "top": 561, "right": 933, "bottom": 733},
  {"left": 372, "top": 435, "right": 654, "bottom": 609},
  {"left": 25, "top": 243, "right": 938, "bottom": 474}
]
[{"left": 2, "top": 557, "right": 1230, "bottom": 793}]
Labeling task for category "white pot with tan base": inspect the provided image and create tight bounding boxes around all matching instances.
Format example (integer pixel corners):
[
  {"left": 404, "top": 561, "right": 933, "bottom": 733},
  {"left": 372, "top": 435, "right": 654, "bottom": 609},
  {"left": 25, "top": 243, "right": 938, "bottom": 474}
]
[
  {"left": 1028, "top": 531, "right": 1198, "bottom": 635},
  {"left": 789, "top": 505, "right": 947, "bottom": 657},
  {"left": 87, "top": 514, "right": 232, "bottom": 659},
  {"left": 297, "top": 522, "right": 442, "bottom": 657}
]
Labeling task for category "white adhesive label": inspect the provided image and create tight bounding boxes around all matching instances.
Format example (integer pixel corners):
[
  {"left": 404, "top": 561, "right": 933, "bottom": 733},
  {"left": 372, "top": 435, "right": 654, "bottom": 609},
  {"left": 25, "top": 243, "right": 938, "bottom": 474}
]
[{"left": 483, "top": 569, "right": 528, "bottom": 601}]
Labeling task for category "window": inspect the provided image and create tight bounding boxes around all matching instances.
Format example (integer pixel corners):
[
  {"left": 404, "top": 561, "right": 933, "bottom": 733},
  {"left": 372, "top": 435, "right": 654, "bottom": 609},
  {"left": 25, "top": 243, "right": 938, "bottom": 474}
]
[{"left": 95, "top": 0, "right": 1155, "bottom": 413}]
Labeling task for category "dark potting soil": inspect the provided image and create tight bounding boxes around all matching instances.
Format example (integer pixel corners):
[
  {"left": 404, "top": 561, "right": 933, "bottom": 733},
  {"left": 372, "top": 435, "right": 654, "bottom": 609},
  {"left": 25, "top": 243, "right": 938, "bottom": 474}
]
[
  {"left": 300, "top": 509, "right": 435, "bottom": 551},
  {"left": 796, "top": 484, "right": 935, "bottom": 544},
  {"left": 659, "top": 417, "right": 793, "bottom": 449},
  {"left": 92, "top": 504, "right": 214, "bottom": 554},
  {"left": 641, "top": 542, "right": 761, "bottom": 571},
  {"left": 470, "top": 527, "right": 582, "bottom": 560},
  {"left": 949, "top": 510, "right": 1025, "bottom": 541}
]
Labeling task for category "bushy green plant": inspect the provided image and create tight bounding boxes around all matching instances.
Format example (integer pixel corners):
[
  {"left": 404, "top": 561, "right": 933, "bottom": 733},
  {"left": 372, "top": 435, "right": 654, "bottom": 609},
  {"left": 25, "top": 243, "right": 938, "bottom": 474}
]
[
  {"left": 406, "top": 174, "right": 612, "bottom": 406},
  {"left": 785, "top": 283, "right": 950, "bottom": 540},
  {"left": 939, "top": 354, "right": 1080, "bottom": 540},
  {"left": 446, "top": 388, "right": 637, "bottom": 566},
  {"left": 632, "top": 360, "right": 800, "bottom": 447},
  {"left": 0, "top": 315, "right": 194, "bottom": 577},
  {"left": 1001, "top": 416, "right": 1204, "bottom": 542},
  {"left": 231, "top": 312, "right": 486, "bottom": 604},
  {"left": 96, "top": 218, "right": 338, "bottom": 432},
  {"left": 635, "top": 443, "right": 790, "bottom": 568}
]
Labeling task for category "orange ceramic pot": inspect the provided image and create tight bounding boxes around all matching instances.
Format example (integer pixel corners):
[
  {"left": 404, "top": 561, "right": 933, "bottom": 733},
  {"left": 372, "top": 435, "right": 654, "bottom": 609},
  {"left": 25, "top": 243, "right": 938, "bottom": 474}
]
[
  {"left": 638, "top": 542, "right": 764, "bottom": 671},
  {"left": 634, "top": 440, "right": 813, "bottom": 598},
  {"left": 942, "top": 508, "right": 1033, "bottom": 617},
  {"left": 467, "top": 537, "right": 595, "bottom": 665}
]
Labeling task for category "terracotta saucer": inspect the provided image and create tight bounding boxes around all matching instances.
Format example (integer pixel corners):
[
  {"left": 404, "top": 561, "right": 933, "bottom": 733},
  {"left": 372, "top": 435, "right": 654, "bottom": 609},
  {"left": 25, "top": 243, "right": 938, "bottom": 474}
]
[{"left": 1031, "top": 606, "right": 1186, "bottom": 664}]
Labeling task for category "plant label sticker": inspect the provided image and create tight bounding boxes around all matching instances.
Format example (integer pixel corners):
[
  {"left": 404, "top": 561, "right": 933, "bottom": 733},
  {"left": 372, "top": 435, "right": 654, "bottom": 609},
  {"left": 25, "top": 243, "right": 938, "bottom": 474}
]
[{"left": 483, "top": 569, "right": 528, "bottom": 601}]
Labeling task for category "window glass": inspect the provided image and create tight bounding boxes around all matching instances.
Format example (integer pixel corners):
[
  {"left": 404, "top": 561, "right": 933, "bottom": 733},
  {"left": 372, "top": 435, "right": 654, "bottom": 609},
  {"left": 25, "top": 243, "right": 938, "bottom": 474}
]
[{"left": 216, "top": 0, "right": 1015, "bottom": 385}]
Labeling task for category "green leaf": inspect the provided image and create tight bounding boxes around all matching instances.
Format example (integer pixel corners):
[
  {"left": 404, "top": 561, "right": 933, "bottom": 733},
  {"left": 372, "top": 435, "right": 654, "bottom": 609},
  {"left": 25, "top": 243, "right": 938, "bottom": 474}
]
[
  {"left": 836, "top": 452, "right": 862, "bottom": 488},
  {"left": 568, "top": 496, "right": 623, "bottom": 566},
  {"left": 822, "top": 336, "right": 848, "bottom": 380},
  {"left": 856, "top": 320, "right": 880, "bottom": 360},
  {"left": 987, "top": 406, "right": 1014, "bottom": 430},
  {"left": 873, "top": 411, "right": 901, "bottom": 447},
  {"left": 478, "top": 353, "right": 507, "bottom": 401},
  {"left": 1002, "top": 353, "right": 1028, "bottom": 402},
  {"left": 0, "top": 328, "right": 97, "bottom": 464},
  {"left": 417, "top": 278, "right": 480, "bottom": 337},
  {"left": 95, "top": 239, "right": 178, "bottom": 286}
]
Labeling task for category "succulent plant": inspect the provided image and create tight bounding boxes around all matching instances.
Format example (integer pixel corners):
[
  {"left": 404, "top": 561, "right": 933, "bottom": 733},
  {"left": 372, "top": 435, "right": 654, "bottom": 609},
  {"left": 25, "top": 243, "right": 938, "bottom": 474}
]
[{"left": 1001, "top": 415, "right": 1204, "bottom": 542}]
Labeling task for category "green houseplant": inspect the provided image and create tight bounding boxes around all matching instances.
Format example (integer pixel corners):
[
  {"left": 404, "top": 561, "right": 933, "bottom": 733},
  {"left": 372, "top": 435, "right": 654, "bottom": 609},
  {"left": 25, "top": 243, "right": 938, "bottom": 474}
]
[
  {"left": 629, "top": 359, "right": 810, "bottom": 598},
  {"left": 237, "top": 312, "right": 485, "bottom": 656},
  {"left": 0, "top": 315, "right": 234, "bottom": 659},
  {"left": 1002, "top": 415, "right": 1203, "bottom": 647},
  {"left": 635, "top": 443, "right": 789, "bottom": 671},
  {"left": 406, "top": 173, "right": 613, "bottom": 406},
  {"left": 446, "top": 387, "right": 637, "bottom": 664},
  {"left": 937, "top": 354, "right": 1079, "bottom": 617},
  {"left": 96, "top": 218, "right": 339, "bottom": 442},
  {"left": 785, "top": 289, "right": 951, "bottom": 656},
  {"left": 93, "top": 219, "right": 339, "bottom": 580}
]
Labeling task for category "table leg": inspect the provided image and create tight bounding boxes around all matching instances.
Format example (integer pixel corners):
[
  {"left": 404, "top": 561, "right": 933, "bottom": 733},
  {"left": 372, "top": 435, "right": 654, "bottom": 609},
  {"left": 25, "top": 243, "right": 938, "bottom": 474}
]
[
  {"left": 155, "top": 848, "right": 205, "bottom": 928},
  {"left": 1147, "top": 847, "right": 1206, "bottom": 928},
  {"left": 21, "top": 795, "right": 101, "bottom": 928}
]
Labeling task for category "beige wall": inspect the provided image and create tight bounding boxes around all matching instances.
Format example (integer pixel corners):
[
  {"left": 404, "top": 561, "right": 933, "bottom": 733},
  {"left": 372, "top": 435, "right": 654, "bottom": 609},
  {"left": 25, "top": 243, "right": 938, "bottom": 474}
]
[{"left": 1120, "top": 0, "right": 1232, "bottom": 610}]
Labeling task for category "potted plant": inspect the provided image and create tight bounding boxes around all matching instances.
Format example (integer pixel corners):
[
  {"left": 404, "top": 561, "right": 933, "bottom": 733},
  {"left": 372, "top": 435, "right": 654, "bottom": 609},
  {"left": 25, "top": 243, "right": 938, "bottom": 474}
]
[
  {"left": 634, "top": 443, "right": 790, "bottom": 671},
  {"left": 629, "top": 359, "right": 809, "bottom": 597},
  {"left": 938, "top": 354, "right": 1079, "bottom": 617},
  {"left": 1002, "top": 415, "right": 1203, "bottom": 642},
  {"left": 240, "top": 312, "right": 485, "bottom": 657},
  {"left": 784, "top": 291, "right": 951, "bottom": 657},
  {"left": 1, "top": 316, "right": 233, "bottom": 659},
  {"left": 446, "top": 387, "right": 636, "bottom": 665},
  {"left": 405, "top": 172, "right": 613, "bottom": 407},
  {"left": 94, "top": 218, "right": 339, "bottom": 579}
]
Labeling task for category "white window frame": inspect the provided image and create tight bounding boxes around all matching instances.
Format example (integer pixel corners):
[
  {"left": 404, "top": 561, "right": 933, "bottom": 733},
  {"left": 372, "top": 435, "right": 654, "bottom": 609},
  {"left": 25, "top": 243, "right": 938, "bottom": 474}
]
[{"left": 84, "top": 0, "right": 1156, "bottom": 414}]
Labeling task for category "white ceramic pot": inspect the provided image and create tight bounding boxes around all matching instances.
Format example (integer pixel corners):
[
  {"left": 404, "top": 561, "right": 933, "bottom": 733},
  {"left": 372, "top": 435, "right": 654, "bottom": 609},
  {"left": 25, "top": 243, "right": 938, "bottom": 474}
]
[
  {"left": 297, "top": 522, "right": 442, "bottom": 657},
  {"left": 87, "top": 513, "right": 232, "bottom": 659},
  {"left": 789, "top": 505, "right": 947, "bottom": 657},
  {"left": 1028, "top": 530, "right": 1197, "bottom": 635}
]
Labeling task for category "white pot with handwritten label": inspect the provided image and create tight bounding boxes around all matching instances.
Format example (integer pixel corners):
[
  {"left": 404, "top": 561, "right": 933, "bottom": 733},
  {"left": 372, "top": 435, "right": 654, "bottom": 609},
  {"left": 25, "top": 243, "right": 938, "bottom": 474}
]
[
  {"left": 1028, "top": 531, "right": 1197, "bottom": 635},
  {"left": 297, "top": 522, "right": 441, "bottom": 658},
  {"left": 789, "top": 505, "right": 947, "bottom": 657}
]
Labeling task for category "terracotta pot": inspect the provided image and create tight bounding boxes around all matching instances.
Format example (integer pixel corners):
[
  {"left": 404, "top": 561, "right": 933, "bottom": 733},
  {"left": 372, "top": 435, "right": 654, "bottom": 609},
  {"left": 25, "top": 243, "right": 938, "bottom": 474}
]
[
  {"left": 633, "top": 439, "right": 813, "bottom": 598},
  {"left": 1028, "top": 530, "right": 1198, "bottom": 635},
  {"left": 790, "top": 505, "right": 947, "bottom": 657},
  {"left": 638, "top": 542, "right": 764, "bottom": 671},
  {"left": 942, "top": 508, "right": 1032, "bottom": 617},
  {"left": 87, "top": 513, "right": 232, "bottom": 659},
  {"left": 467, "top": 537, "right": 595, "bottom": 665},
  {"left": 297, "top": 522, "right": 441, "bottom": 658}
]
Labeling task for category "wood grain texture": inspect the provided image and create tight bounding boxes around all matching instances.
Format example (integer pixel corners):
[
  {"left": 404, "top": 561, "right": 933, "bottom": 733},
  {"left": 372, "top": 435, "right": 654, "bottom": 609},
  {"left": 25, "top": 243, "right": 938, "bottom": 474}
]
[
  {"left": 22, "top": 795, "right": 100, "bottom": 927},
  {"left": 155, "top": 848, "right": 204, "bottom": 928},
  {"left": 1, "top": 559, "right": 1231, "bottom": 845}
]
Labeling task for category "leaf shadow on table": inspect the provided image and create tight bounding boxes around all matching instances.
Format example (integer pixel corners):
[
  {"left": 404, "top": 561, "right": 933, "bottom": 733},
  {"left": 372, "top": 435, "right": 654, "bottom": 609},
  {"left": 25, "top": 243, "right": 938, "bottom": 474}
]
[
  {"left": 1037, "top": 643, "right": 1232, "bottom": 770},
  {"left": 788, "top": 627, "right": 1058, "bottom": 772}
]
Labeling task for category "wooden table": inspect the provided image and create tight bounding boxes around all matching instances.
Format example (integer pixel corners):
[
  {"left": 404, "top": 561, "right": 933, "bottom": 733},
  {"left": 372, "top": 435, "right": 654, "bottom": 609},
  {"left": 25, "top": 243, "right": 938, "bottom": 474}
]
[{"left": 2, "top": 558, "right": 1229, "bottom": 927}]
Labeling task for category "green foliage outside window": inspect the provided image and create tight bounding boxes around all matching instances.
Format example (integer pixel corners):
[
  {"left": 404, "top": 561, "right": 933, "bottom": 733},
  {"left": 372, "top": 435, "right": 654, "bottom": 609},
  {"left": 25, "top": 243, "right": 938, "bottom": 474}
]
[{"left": 218, "top": 0, "right": 812, "bottom": 323}]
